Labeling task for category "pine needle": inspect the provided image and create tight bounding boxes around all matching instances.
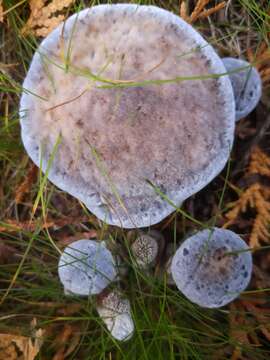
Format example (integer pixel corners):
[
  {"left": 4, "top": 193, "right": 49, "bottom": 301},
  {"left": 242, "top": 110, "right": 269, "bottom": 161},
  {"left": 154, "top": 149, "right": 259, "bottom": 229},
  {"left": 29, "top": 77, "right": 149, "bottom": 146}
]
[{"left": 0, "top": 329, "right": 44, "bottom": 360}]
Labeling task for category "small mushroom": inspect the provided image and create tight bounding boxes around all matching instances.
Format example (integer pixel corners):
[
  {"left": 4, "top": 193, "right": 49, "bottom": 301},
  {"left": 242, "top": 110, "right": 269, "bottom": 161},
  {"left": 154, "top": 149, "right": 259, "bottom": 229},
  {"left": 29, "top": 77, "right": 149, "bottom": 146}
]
[
  {"left": 222, "top": 57, "right": 262, "bottom": 121},
  {"left": 20, "top": 4, "right": 235, "bottom": 228},
  {"left": 131, "top": 230, "right": 162, "bottom": 269},
  {"left": 58, "top": 239, "right": 117, "bottom": 296},
  {"left": 171, "top": 228, "right": 252, "bottom": 308},
  {"left": 97, "top": 290, "right": 134, "bottom": 341}
]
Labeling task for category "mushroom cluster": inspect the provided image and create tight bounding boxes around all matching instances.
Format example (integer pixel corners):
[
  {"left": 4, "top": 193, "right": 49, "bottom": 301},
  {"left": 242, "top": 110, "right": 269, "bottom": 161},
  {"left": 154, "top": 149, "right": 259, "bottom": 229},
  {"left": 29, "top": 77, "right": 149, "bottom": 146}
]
[
  {"left": 19, "top": 3, "right": 257, "bottom": 342},
  {"left": 58, "top": 238, "right": 135, "bottom": 341},
  {"left": 57, "top": 232, "right": 164, "bottom": 341},
  {"left": 20, "top": 4, "right": 262, "bottom": 229},
  {"left": 57, "top": 227, "right": 252, "bottom": 341}
]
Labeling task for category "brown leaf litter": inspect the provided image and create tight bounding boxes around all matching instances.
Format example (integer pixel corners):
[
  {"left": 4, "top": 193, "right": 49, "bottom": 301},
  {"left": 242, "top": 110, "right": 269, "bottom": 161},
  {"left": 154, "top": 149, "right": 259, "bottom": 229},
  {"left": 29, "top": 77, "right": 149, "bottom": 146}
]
[
  {"left": 179, "top": 0, "right": 226, "bottom": 24},
  {"left": 247, "top": 32, "right": 270, "bottom": 88},
  {"left": 21, "top": 0, "right": 75, "bottom": 37},
  {"left": 50, "top": 324, "right": 81, "bottom": 360},
  {"left": 224, "top": 147, "right": 270, "bottom": 247},
  {"left": 0, "top": 319, "right": 44, "bottom": 360},
  {"left": 15, "top": 163, "right": 38, "bottom": 205},
  {"left": 228, "top": 259, "right": 270, "bottom": 359},
  {"left": 0, "top": 241, "right": 16, "bottom": 264},
  {"left": 0, "top": 215, "right": 90, "bottom": 234}
]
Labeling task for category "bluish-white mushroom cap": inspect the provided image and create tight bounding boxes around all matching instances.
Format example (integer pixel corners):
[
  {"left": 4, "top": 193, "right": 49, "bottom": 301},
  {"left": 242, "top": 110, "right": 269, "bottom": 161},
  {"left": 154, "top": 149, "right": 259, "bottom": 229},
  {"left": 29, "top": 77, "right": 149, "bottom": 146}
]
[
  {"left": 222, "top": 57, "right": 262, "bottom": 121},
  {"left": 58, "top": 239, "right": 117, "bottom": 296},
  {"left": 97, "top": 290, "right": 134, "bottom": 341},
  {"left": 171, "top": 228, "right": 252, "bottom": 308},
  {"left": 20, "top": 4, "right": 235, "bottom": 229}
]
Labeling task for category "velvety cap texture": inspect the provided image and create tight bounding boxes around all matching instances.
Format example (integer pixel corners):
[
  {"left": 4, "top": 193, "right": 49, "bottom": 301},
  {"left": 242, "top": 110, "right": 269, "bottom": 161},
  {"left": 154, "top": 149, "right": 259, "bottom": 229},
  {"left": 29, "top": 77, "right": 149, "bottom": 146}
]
[{"left": 20, "top": 4, "right": 235, "bottom": 228}]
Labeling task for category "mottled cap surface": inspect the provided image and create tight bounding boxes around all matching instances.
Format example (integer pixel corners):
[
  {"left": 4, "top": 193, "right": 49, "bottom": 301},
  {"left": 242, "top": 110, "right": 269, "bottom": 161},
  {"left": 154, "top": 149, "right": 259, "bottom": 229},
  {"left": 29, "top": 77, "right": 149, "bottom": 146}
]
[
  {"left": 131, "top": 234, "right": 159, "bottom": 268},
  {"left": 171, "top": 228, "right": 252, "bottom": 308},
  {"left": 222, "top": 57, "right": 262, "bottom": 121},
  {"left": 58, "top": 239, "right": 116, "bottom": 296},
  {"left": 20, "top": 4, "right": 235, "bottom": 228},
  {"left": 97, "top": 290, "right": 134, "bottom": 341}
]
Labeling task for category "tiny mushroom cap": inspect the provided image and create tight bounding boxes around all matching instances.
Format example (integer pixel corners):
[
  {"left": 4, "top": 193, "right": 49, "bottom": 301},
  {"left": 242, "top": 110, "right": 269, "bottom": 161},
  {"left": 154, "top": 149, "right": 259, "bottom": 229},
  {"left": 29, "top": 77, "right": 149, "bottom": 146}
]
[
  {"left": 58, "top": 239, "right": 117, "bottom": 296},
  {"left": 97, "top": 290, "right": 134, "bottom": 341},
  {"left": 171, "top": 228, "right": 253, "bottom": 308},
  {"left": 222, "top": 57, "right": 262, "bottom": 121},
  {"left": 20, "top": 4, "right": 235, "bottom": 228},
  {"left": 131, "top": 232, "right": 159, "bottom": 269}
]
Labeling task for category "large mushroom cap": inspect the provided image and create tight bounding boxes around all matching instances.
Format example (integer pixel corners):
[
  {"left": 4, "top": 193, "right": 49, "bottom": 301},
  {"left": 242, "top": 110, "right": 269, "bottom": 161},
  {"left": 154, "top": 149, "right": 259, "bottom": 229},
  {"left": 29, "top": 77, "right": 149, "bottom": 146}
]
[
  {"left": 58, "top": 239, "right": 117, "bottom": 296},
  {"left": 171, "top": 228, "right": 252, "bottom": 308},
  {"left": 20, "top": 4, "right": 235, "bottom": 228}
]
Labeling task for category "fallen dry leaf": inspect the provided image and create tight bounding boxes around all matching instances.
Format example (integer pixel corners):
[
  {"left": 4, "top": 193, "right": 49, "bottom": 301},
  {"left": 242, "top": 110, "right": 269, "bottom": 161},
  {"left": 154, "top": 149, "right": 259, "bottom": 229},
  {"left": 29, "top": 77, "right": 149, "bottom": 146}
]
[
  {"left": 0, "top": 328, "right": 44, "bottom": 360},
  {"left": 51, "top": 324, "right": 80, "bottom": 360},
  {"left": 22, "top": 0, "right": 74, "bottom": 37},
  {"left": 0, "top": 215, "right": 90, "bottom": 233}
]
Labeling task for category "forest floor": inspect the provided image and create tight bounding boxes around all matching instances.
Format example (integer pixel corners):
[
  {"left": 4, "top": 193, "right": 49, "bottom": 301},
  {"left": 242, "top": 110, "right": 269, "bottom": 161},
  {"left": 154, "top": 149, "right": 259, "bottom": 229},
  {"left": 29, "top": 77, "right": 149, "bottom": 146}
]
[{"left": 0, "top": 1, "right": 270, "bottom": 359}]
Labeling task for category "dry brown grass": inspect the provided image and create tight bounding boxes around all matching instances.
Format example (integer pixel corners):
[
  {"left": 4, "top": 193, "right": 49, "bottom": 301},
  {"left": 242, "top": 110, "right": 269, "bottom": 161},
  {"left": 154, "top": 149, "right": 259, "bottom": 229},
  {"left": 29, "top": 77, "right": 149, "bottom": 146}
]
[{"left": 179, "top": 0, "right": 226, "bottom": 23}]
